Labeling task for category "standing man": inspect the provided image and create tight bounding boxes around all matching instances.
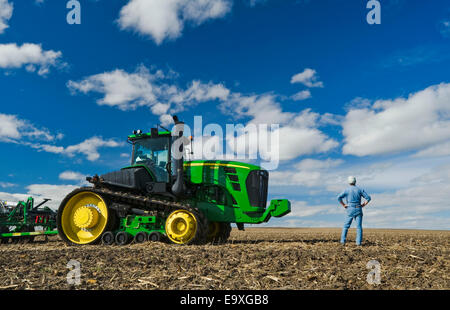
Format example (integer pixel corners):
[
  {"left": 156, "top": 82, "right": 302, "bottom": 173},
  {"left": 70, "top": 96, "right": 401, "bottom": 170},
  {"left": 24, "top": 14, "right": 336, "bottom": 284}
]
[{"left": 338, "top": 176, "right": 371, "bottom": 246}]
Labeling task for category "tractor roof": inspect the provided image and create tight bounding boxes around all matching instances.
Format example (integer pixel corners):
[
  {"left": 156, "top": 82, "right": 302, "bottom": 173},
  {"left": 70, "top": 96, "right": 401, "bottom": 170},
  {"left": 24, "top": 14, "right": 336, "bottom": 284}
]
[{"left": 128, "top": 130, "right": 171, "bottom": 141}]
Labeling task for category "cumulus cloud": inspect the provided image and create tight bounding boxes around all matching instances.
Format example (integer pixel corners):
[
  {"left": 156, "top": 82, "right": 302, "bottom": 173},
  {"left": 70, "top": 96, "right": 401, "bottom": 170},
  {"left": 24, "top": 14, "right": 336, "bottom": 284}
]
[
  {"left": 59, "top": 171, "right": 89, "bottom": 185},
  {"left": 220, "top": 95, "right": 338, "bottom": 162},
  {"left": 117, "top": 0, "right": 232, "bottom": 44},
  {"left": 65, "top": 137, "right": 121, "bottom": 161},
  {"left": 271, "top": 158, "right": 344, "bottom": 187},
  {"left": 295, "top": 158, "right": 344, "bottom": 171},
  {"left": 67, "top": 65, "right": 230, "bottom": 126},
  {"left": 0, "top": 181, "right": 16, "bottom": 188},
  {"left": 67, "top": 67, "right": 157, "bottom": 110},
  {"left": 0, "top": 113, "right": 121, "bottom": 162},
  {"left": 342, "top": 83, "right": 450, "bottom": 156},
  {"left": 291, "top": 68, "right": 324, "bottom": 88},
  {"left": 30, "top": 137, "right": 122, "bottom": 162},
  {"left": 413, "top": 141, "right": 450, "bottom": 158},
  {"left": 69, "top": 66, "right": 336, "bottom": 163},
  {"left": 0, "top": 183, "right": 79, "bottom": 210},
  {"left": 0, "top": 113, "right": 61, "bottom": 143},
  {"left": 221, "top": 93, "right": 293, "bottom": 125},
  {"left": 291, "top": 90, "right": 311, "bottom": 101},
  {"left": 271, "top": 155, "right": 450, "bottom": 229},
  {"left": 288, "top": 201, "right": 339, "bottom": 218},
  {"left": 362, "top": 174, "right": 450, "bottom": 229},
  {"left": 28, "top": 184, "right": 78, "bottom": 209},
  {"left": 0, "top": 43, "right": 64, "bottom": 76},
  {"left": 0, "top": 0, "right": 13, "bottom": 34}
]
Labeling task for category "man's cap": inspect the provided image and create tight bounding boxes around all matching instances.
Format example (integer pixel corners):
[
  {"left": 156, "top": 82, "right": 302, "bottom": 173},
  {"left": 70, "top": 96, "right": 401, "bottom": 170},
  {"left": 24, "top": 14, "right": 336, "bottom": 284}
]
[{"left": 348, "top": 176, "right": 356, "bottom": 184}]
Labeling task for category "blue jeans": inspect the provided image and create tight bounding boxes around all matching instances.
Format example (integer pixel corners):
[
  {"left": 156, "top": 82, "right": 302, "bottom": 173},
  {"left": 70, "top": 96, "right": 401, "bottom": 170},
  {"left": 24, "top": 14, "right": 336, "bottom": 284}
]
[{"left": 340, "top": 212, "right": 363, "bottom": 245}]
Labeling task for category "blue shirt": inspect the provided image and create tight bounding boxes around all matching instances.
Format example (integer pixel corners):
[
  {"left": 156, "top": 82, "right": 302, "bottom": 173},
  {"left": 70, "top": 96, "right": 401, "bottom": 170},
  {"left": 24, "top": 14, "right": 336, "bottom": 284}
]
[{"left": 338, "top": 185, "right": 371, "bottom": 216}]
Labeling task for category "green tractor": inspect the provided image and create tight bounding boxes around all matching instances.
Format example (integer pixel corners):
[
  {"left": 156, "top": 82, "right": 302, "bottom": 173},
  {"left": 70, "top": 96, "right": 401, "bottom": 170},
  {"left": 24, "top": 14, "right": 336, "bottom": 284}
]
[
  {"left": 56, "top": 116, "right": 290, "bottom": 245},
  {"left": 0, "top": 197, "right": 58, "bottom": 244}
]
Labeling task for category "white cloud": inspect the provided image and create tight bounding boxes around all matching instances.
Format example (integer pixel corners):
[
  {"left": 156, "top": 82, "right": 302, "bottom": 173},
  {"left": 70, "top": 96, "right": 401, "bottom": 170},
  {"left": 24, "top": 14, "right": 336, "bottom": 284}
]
[
  {"left": 118, "top": 0, "right": 232, "bottom": 45},
  {"left": 0, "top": 113, "right": 61, "bottom": 143},
  {"left": 246, "top": 0, "right": 267, "bottom": 7},
  {"left": 291, "top": 90, "right": 311, "bottom": 101},
  {"left": 362, "top": 177, "right": 450, "bottom": 229},
  {"left": 221, "top": 93, "right": 293, "bottom": 125},
  {"left": 439, "top": 20, "right": 450, "bottom": 38},
  {"left": 68, "top": 65, "right": 230, "bottom": 126},
  {"left": 176, "top": 80, "right": 230, "bottom": 104},
  {"left": 271, "top": 158, "right": 344, "bottom": 187},
  {"left": 26, "top": 184, "right": 79, "bottom": 209},
  {"left": 0, "top": 191, "right": 30, "bottom": 205},
  {"left": 65, "top": 137, "right": 121, "bottom": 161},
  {"left": 59, "top": 171, "right": 86, "bottom": 181},
  {"left": 0, "top": 181, "right": 16, "bottom": 188},
  {"left": 272, "top": 125, "right": 338, "bottom": 161},
  {"left": 413, "top": 141, "right": 450, "bottom": 158},
  {"left": 0, "top": 184, "right": 79, "bottom": 210},
  {"left": 31, "top": 137, "right": 122, "bottom": 162},
  {"left": 220, "top": 95, "right": 338, "bottom": 162},
  {"left": 69, "top": 66, "right": 331, "bottom": 163},
  {"left": 67, "top": 67, "right": 157, "bottom": 110},
  {"left": 0, "top": 114, "right": 121, "bottom": 162},
  {"left": 342, "top": 83, "right": 450, "bottom": 156},
  {"left": 344, "top": 97, "right": 372, "bottom": 111},
  {"left": 291, "top": 68, "right": 324, "bottom": 88},
  {"left": 295, "top": 158, "right": 344, "bottom": 171},
  {"left": 0, "top": 113, "right": 21, "bottom": 141},
  {"left": 271, "top": 154, "right": 442, "bottom": 193},
  {"left": 0, "top": 43, "right": 64, "bottom": 76},
  {"left": 288, "top": 201, "right": 339, "bottom": 218},
  {"left": 28, "top": 143, "right": 65, "bottom": 154},
  {"left": 271, "top": 155, "right": 450, "bottom": 229},
  {"left": 319, "top": 113, "right": 342, "bottom": 126},
  {"left": 0, "top": 0, "right": 13, "bottom": 34}
]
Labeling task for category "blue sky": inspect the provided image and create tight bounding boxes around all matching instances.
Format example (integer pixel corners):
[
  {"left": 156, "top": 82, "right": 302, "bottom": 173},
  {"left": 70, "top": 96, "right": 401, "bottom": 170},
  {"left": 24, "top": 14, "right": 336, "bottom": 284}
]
[{"left": 0, "top": 0, "right": 449, "bottom": 229}]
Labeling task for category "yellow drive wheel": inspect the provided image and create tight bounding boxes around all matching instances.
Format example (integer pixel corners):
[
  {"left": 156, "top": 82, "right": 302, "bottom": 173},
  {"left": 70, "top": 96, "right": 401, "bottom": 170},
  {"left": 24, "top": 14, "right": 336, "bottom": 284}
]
[
  {"left": 58, "top": 190, "right": 109, "bottom": 245},
  {"left": 165, "top": 210, "right": 198, "bottom": 245}
]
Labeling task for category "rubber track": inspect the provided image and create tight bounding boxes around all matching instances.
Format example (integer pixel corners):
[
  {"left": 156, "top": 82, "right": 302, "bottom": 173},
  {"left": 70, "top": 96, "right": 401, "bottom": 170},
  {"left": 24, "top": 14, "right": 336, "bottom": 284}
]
[
  {"left": 87, "top": 187, "right": 209, "bottom": 245},
  {"left": 218, "top": 223, "right": 232, "bottom": 244}
]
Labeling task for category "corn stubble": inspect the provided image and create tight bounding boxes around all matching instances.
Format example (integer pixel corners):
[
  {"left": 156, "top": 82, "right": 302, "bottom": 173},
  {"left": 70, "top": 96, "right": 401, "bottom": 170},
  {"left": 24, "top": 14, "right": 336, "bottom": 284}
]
[{"left": 0, "top": 228, "right": 448, "bottom": 290}]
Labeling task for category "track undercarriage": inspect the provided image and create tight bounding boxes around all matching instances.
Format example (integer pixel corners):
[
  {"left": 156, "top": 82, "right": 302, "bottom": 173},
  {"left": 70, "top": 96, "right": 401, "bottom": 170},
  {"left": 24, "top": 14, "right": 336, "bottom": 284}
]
[{"left": 57, "top": 186, "right": 231, "bottom": 246}]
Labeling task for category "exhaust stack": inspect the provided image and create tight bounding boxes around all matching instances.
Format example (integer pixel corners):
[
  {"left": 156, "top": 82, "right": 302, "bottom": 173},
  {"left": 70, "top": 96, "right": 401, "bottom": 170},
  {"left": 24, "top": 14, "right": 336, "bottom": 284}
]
[{"left": 171, "top": 115, "right": 186, "bottom": 196}]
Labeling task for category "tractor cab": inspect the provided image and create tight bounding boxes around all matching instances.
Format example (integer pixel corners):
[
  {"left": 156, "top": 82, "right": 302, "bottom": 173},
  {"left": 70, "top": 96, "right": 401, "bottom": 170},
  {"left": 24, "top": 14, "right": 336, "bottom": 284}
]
[
  {"left": 129, "top": 130, "right": 172, "bottom": 183},
  {"left": 93, "top": 116, "right": 187, "bottom": 197}
]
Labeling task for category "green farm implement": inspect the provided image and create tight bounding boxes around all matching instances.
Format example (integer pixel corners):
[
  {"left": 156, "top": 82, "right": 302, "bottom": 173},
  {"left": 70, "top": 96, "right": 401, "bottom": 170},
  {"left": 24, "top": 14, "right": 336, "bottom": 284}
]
[
  {"left": 0, "top": 197, "right": 58, "bottom": 244},
  {"left": 57, "top": 116, "right": 291, "bottom": 246}
]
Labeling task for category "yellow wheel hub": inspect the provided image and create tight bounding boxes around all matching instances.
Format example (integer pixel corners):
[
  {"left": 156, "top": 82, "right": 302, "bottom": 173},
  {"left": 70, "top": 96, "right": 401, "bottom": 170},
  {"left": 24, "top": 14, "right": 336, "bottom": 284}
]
[
  {"left": 73, "top": 206, "right": 99, "bottom": 229},
  {"left": 165, "top": 210, "right": 197, "bottom": 244},
  {"left": 60, "top": 191, "right": 109, "bottom": 245}
]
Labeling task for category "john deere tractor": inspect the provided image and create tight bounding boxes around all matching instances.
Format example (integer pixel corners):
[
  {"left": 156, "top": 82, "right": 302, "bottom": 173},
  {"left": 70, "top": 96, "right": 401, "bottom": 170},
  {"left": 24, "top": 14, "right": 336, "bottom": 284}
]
[{"left": 56, "top": 116, "right": 290, "bottom": 246}]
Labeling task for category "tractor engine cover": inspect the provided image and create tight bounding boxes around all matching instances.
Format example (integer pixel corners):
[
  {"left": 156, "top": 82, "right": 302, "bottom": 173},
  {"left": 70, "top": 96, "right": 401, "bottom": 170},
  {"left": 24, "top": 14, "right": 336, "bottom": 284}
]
[{"left": 101, "top": 167, "right": 153, "bottom": 191}]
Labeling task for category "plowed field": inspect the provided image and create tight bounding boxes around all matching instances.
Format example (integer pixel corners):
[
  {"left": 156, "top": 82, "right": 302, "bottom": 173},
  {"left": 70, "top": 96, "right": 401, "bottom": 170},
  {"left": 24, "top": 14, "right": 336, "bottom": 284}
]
[{"left": 0, "top": 228, "right": 448, "bottom": 290}]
